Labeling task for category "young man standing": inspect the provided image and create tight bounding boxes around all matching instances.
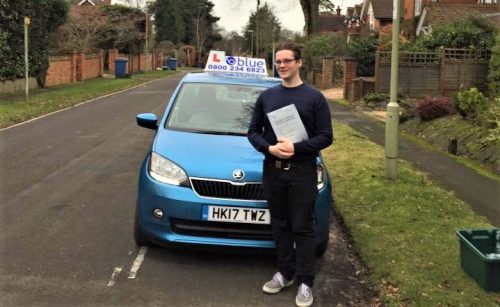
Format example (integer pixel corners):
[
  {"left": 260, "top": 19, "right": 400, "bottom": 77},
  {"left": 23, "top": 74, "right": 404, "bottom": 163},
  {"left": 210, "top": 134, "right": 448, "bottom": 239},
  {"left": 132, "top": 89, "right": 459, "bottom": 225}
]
[{"left": 247, "top": 43, "right": 333, "bottom": 307}]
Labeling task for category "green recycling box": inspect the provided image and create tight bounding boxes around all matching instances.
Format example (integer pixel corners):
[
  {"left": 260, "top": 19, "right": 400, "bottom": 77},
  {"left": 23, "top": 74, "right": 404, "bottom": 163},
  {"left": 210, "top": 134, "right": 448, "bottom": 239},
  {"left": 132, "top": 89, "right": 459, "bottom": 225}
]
[{"left": 456, "top": 229, "right": 500, "bottom": 292}]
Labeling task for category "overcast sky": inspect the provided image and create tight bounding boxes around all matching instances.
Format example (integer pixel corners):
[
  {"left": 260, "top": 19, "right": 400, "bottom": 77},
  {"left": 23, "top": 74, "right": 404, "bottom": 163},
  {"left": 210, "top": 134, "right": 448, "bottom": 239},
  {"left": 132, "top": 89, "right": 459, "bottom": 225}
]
[
  {"left": 212, "top": 0, "right": 364, "bottom": 34},
  {"left": 113, "top": 0, "right": 364, "bottom": 35}
]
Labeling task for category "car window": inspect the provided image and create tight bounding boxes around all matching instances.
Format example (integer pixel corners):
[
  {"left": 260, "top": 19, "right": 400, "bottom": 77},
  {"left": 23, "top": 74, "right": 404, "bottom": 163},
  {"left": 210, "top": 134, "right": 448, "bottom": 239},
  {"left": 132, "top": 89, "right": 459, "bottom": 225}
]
[{"left": 166, "top": 82, "right": 265, "bottom": 135}]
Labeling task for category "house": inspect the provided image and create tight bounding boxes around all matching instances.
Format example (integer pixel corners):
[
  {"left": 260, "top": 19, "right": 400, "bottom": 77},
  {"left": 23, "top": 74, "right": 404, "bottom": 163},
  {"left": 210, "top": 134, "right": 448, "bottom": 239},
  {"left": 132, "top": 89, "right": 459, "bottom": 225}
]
[
  {"left": 73, "top": 0, "right": 112, "bottom": 6},
  {"left": 416, "top": 2, "right": 500, "bottom": 36},
  {"left": 360, "top": 0, "right": 498, "bottom": 35},
  {"left": 318, "top": 7, "right": 347, "bottom": 36}
]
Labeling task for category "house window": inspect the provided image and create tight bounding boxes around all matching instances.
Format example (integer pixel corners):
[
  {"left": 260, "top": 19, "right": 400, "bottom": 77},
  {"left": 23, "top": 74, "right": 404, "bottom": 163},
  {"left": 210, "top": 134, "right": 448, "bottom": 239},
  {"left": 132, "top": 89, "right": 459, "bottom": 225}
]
[{"left": 415, "top": 0, "right": 422, "bottom": 16}]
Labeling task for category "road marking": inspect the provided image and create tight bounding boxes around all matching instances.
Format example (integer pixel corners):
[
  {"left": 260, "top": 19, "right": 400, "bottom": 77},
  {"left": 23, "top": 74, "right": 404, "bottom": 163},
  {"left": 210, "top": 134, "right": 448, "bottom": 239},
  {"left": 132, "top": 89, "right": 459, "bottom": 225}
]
[
  {"left": 107, "top": 267, "right": 123, "bottom": 287},
  {"left": 128, "top": 247, "right": 148, "bottom": 279}
]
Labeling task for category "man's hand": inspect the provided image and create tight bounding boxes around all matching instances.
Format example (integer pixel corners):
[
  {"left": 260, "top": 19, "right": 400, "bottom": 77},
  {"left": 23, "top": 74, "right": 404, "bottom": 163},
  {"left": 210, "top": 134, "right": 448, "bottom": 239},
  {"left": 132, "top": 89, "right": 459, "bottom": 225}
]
[{"left": 268, "top": 137, "right": 295, "bottom": 159}]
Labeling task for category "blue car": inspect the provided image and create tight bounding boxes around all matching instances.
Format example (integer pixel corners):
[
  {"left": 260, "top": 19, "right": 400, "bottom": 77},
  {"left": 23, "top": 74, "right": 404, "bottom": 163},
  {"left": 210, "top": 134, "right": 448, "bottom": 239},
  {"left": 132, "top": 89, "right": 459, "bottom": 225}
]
[{"left": 135, "top": 71, "right": 333, "bottom": 255}]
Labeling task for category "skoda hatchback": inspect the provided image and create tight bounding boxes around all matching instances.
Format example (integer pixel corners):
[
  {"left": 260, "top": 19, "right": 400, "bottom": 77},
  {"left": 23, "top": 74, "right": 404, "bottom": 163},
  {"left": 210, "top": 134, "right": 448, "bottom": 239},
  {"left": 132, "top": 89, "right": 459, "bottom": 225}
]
[{"left": 135, "top": 71, "right": 333, "bottom": 255}]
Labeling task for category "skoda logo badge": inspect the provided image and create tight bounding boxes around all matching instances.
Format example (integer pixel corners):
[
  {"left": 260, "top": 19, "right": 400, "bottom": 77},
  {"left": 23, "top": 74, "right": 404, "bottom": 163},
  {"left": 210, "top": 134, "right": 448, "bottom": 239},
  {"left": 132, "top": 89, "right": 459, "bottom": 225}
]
[{"left": 232, "top": 169, "right": 245, "bottom": 181}]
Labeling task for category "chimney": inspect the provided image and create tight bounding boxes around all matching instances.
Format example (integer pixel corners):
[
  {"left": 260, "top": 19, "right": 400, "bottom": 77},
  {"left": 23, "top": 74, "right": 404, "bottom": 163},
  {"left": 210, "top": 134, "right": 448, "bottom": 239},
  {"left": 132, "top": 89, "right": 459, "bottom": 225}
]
[{"left": 336, "top": 6, "right": 341, "bottom": 15}]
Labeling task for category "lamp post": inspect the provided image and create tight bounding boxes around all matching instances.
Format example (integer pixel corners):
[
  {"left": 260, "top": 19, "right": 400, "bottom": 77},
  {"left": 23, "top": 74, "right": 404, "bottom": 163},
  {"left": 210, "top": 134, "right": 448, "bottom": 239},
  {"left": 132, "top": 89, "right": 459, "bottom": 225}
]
[
  {"left": 24, "top": 16, "right": 30, "bottom": 100},
  {"left": 144, "top": 12, "right": 148, "bottom": 72},
  {"left": 385, "top": 0, "right": 401, "bottom": 179},
  {"left": 247, "top": 30, "right": 254, "bottom": 57}
]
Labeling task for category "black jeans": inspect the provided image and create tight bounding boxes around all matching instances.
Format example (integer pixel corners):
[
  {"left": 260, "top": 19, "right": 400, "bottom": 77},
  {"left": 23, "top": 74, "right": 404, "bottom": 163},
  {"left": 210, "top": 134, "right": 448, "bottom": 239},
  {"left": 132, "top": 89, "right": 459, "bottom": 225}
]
[{"left": 263, "top": 160, "right": 318, "bottom": 287}]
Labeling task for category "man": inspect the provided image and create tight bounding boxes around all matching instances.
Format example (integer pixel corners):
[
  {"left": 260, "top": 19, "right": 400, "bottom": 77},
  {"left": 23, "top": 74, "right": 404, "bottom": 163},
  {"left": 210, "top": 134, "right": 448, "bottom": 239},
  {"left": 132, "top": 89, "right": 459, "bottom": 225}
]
[{"left": 247, "top": 43, "right": 333, "bottom": 307}]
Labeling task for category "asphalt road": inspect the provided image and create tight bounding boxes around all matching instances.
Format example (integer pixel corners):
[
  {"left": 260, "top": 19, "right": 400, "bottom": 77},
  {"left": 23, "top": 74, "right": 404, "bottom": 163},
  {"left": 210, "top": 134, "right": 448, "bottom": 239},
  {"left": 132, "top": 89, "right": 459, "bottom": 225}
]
[{"left": 0, "top": 75, "right": 376, "bottom": 306}]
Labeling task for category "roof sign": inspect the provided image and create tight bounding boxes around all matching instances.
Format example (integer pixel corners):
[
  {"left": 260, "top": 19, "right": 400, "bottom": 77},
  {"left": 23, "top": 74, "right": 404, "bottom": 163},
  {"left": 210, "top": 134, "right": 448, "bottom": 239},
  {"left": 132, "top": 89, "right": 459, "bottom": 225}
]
[{"left": 205, "top": 50, "right": 267, "bottom": 76}]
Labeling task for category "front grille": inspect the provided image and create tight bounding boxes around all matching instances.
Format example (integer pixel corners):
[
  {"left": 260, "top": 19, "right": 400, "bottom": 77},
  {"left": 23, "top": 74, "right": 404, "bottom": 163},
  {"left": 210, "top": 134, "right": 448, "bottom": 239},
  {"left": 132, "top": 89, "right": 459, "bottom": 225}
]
[
  {"left": 170, "top": 218, "right": 273, "bottom": 240},
  {"left": 190, "top": 178, "right": 265, "bottom": 201}
]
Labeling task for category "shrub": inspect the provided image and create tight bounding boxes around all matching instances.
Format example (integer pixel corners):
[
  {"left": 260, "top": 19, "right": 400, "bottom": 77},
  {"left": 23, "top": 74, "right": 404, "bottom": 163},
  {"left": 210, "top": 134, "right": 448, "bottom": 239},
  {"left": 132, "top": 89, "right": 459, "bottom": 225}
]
[
  {"left": 477, "top": 97, "right": 500, "bottom": 129},
  {"left": 488, "top": 32, "right": 500, "bottom": 97},
  {"left": 455, "top": 87, "right": 488, "bottom": 118},
  {"left": 347, "top": 36, "right": 377, "bottom": 76},
  {"left": 407, "top": 14, "right": 496, "bottom": 52},
  {"left": 364, "top": 92, "right": 389, "bottom": 103},
  {"left": 416, "top": 96, "right": 454, "bottom": 121}
]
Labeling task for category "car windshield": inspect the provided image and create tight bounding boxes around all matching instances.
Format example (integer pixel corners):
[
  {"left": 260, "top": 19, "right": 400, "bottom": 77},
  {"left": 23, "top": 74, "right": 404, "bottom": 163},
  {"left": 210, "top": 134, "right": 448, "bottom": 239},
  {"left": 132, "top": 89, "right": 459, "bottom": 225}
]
[{"left": 165, "top": 82, "right": 265, "bottom": 135}]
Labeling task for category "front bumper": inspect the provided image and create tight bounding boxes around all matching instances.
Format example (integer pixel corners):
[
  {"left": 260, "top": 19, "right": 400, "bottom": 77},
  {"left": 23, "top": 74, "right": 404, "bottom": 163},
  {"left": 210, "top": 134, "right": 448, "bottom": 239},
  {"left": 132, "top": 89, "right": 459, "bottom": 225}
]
[{"left": 136, "top": 156, "right": 332, "bottom": 249}]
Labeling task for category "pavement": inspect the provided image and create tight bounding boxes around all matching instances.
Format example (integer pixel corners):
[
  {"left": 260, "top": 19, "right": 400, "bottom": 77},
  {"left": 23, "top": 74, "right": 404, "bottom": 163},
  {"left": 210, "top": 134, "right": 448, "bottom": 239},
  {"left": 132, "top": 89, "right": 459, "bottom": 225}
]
[{"left": 322, "top": 88, "right": 500, "bottom": 227}]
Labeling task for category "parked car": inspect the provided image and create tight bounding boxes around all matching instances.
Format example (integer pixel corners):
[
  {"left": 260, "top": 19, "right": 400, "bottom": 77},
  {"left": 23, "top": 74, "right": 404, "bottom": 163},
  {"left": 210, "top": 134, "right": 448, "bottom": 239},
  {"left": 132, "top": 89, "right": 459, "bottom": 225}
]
[{"left": 135, "top": 70, "right": 333, "bottom": 255}]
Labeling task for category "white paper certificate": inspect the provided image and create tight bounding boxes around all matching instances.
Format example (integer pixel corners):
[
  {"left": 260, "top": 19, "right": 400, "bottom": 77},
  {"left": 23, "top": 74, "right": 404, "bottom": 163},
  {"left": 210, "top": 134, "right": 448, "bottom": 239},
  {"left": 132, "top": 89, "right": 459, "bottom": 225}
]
[{"left": 267, "top": 104, "right": 309, "bottom": 143}]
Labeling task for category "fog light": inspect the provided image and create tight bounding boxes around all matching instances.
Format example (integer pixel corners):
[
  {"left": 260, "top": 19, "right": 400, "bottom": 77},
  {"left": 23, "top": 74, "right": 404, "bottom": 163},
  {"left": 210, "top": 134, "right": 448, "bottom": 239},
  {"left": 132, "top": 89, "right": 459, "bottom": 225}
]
[{"left": 153, "top": 208, "right": 164, "bottom": 219}]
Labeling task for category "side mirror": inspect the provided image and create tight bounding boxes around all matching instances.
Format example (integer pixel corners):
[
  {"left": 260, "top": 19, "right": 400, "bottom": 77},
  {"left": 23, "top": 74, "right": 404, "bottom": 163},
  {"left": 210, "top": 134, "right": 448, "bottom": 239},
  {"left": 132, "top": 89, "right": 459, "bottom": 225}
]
[{"left": 136, "top": 113, "right": 158, "bottom": 130}]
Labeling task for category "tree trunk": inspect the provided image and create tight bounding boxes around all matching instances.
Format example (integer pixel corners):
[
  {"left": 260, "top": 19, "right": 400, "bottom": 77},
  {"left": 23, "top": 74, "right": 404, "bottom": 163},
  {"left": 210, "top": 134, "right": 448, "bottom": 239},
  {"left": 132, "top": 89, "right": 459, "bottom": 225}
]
[{"left": 299, "top": 0, "right": 320, "bottom": 35}]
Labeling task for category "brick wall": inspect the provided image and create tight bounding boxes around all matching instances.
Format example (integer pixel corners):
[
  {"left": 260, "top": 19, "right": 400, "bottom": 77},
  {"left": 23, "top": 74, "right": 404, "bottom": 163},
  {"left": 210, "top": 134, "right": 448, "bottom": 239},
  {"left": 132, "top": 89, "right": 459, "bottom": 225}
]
[
  {"left": 46, "top": 50, "right": 103, "bottom": 87},
  {"left": 45, "top": 53, "right": 76, "bottom": 87},
  {"left": 321, "top": 58, "right": 334, "bottom": 90},
  {"left": 46, "top": 49, "right": 165, "bottom": 88},
  {"left": 81, "top": 52, "right": 103, "bottom": 80},
  {"left": 343, "top": 59, "right": 357, "bottom": 99}
]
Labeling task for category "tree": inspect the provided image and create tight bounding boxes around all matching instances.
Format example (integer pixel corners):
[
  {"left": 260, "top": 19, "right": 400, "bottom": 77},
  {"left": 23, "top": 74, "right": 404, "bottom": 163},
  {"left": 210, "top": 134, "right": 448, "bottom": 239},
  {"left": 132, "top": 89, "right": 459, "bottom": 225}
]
[
  {"left": 243, "top": 3, "right": 281, "bottom": 57},
  {"left": 319, "top": 0, "right": 336, "bottom": 14},
  {"left": 153, "top": 0, "right": 219, "bottom": 50},
  {"left": 100, "top": 5, "right": 145, "bottom": 53},
  {"left": 214, "top": 30, "right": 244, "bottom": 55},
  {"left": 0, "top": 0, "right": 69, "bottom": 86},
  {"left": 303, "top": 34, "right": 344, "bottom": 71},
  {"left": 49, "top": 5, "right": 145, "bottom": 54},
  {"left": 50, "top": 7, "right": 110, "bottom": 53},
  {"left": 347, "top": 36, "right": 377, "bottom": 76},
  {"left": 299, "top": 0, "right": 320, "bottom": 36},
  {"left": 153, "top": 0, "right": 189, "bottom": 45},
  {"left": 192, "top": 0, "right": 220, "bottom": 63}
]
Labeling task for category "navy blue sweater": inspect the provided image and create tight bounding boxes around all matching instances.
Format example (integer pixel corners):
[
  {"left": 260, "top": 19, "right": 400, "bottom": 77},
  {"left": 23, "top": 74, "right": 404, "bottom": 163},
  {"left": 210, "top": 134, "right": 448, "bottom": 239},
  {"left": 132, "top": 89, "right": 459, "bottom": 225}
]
[{"left": 247, "top": 83, "right": 333, "bottom": 162}]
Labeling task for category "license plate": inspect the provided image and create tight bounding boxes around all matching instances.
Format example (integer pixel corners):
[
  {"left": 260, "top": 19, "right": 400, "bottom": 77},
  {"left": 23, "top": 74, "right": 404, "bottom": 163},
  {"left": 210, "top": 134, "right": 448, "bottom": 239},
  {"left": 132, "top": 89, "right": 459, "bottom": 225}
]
[{"left": 202, "top": 205, "right": 270, "bottom": 224}]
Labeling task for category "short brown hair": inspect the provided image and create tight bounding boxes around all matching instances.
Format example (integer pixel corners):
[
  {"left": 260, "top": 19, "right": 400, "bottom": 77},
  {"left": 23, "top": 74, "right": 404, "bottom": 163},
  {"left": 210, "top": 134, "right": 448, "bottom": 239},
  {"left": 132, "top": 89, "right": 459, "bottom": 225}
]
[{"left": 276, "top": 43, "right": 302, "bottom": 60}]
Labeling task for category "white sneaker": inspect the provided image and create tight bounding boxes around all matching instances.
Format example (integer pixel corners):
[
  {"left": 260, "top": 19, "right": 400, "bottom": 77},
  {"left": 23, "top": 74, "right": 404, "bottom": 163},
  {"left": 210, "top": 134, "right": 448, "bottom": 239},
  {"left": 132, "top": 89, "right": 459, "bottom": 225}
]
[
  {"left": 262, "top": 272, "right": 293, "bottom": 294},
  {"left": 295, "top": 283, "right": 313, "bottom": 307}
]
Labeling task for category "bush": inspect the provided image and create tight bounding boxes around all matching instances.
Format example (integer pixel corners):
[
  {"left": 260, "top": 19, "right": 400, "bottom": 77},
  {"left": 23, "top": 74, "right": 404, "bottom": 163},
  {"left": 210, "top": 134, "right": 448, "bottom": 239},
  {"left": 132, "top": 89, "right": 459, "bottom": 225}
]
[
  {"left": 488, "top": 32, "right": 500, "bottom": 97},
  {"left": 416, "top": 96, "right": 454, "bottom": 121},
  {"left": 364, "top": 92, "right": 389, "bottom": 103},
  {"left": 407, "top": 14, "right": 496, "bottom": 52},
  {"left": 455, "top": 87, "right": 488, "bottom": 118},
  {"left": 347, "top": 36, "right": 377, "bottom": 76},
  {"left": 477, "top": 97, "right": 500, "bottom": 129}
]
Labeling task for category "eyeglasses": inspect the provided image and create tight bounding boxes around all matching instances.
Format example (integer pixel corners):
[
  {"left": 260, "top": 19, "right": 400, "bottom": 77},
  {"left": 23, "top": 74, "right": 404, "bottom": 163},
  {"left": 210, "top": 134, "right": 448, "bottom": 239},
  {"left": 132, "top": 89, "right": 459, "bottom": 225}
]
[{"left": 274, "top": 58, "right": 297, "bottom": 65}]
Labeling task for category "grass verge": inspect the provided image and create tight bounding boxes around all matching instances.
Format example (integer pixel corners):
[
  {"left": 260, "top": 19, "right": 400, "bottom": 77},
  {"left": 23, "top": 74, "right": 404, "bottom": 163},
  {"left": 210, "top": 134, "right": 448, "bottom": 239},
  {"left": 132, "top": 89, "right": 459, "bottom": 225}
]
[
  {"left": 323, "top": 122, "right": 499, "bottom": 306},
  {"left": 0, "top": 70, "right": 180, "bottom": 129}
]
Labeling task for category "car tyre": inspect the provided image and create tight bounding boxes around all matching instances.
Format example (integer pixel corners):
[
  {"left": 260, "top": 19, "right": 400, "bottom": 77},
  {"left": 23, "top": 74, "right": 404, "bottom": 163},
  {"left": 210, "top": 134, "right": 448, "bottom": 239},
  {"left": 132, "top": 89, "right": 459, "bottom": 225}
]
[{"left": 134, "top": 212, "right": 151, "bottom": 247}]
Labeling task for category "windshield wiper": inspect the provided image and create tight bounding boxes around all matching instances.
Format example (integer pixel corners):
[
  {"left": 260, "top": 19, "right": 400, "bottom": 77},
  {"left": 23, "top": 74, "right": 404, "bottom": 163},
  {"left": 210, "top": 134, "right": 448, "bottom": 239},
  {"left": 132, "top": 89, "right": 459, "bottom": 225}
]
[{"left": 196, "top": 131, "right": 245, "bottom": 136}]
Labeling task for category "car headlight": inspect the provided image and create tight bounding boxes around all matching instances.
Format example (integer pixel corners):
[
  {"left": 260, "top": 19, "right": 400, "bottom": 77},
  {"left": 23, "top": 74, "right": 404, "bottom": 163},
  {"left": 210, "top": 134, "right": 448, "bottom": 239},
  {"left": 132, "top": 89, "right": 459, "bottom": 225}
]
[
  {"left": 149, "top": 152, "right": 188, "bottom": 186},
  {"left": 317, "top": 164, "right": 326, "bottom": 190}
]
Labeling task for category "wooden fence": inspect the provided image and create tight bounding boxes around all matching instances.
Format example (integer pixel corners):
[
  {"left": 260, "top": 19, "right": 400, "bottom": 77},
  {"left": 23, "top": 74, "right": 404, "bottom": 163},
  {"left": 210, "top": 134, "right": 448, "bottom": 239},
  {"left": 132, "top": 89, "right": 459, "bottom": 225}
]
[{"left": 375, "top": 49, "right": 491, "bottom": 97}]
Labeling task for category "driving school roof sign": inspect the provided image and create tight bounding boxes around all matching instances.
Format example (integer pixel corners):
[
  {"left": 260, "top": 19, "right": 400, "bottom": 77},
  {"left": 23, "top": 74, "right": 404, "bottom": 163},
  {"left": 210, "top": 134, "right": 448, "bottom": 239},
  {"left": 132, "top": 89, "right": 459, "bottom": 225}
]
[{"left": 205, "top": 50, "right": 268, "bottom": 76}]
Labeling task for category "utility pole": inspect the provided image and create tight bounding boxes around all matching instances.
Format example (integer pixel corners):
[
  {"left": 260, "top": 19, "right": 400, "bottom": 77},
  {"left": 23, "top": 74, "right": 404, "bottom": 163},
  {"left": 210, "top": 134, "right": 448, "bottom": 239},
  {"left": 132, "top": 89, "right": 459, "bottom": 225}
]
[
  {"left": 255, "top": 0, "right": 259, "bottom": 58},
  {"left": 144, "top": 12, "right": 148, "bottom": 72},
  {"left": 385, "top": 0, "right": 401, "bottom": 179},
  {"left": 248, "top": 30, "right": 254, "bottom": 57},
  {"left": 24, "top": 16, "right": 30, "bottom": 100}
]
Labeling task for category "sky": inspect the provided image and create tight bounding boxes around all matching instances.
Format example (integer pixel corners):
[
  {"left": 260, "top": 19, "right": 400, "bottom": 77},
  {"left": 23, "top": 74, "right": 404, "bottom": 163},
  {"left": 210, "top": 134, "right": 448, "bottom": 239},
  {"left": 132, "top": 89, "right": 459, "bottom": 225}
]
[
  {"left": 112, "top": 0, "right": 364, "bottom": 35},
  {"left": 211, "top": 0, "right": 364, "bottom": 34}
]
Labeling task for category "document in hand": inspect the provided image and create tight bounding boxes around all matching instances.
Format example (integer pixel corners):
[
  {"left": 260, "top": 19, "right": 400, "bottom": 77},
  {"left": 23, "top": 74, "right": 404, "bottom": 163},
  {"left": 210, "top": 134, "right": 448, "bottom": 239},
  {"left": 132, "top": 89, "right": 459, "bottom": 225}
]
[{"left": 267, "top": 104, "right": 309, "bottom": 143}]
